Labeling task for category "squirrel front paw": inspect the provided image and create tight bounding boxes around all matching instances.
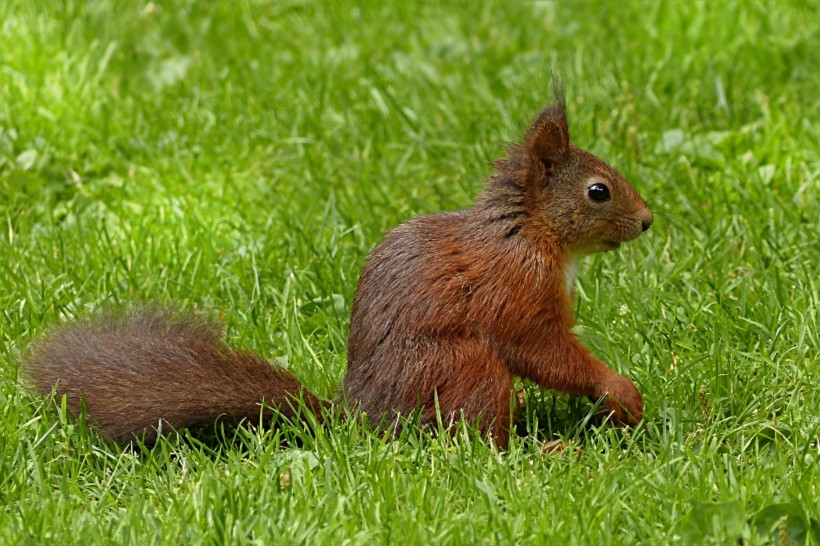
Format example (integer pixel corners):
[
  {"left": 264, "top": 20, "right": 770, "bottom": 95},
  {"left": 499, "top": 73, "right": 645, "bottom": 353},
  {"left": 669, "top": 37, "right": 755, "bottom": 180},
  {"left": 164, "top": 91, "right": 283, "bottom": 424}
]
[{"left": 594, "top": 374, "right": 643, "bottom": 426}]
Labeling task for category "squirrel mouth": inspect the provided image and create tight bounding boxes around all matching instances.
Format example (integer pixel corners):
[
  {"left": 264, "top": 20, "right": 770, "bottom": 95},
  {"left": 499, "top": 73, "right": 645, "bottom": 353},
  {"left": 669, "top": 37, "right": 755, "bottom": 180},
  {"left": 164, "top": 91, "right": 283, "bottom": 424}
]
[{"left": 603, "top": 240, "right": 621, "bottom": 249}]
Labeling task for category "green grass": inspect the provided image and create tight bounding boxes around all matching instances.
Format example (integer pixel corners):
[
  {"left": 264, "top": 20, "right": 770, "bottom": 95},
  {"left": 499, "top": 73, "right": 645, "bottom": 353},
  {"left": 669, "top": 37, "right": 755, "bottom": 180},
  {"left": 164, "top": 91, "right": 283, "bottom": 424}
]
[{"left": 1, "top": 0, "right": 819, "bottom": 543}]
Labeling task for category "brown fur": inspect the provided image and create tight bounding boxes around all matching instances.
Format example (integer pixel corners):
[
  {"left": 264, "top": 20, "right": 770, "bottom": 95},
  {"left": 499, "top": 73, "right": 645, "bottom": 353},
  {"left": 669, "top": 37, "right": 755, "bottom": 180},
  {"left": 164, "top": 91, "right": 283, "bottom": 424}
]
[
  {"left": 24, "top": 309, "right": 329, "bottom": 445},
  {"left": 24, "top": 92, "right": 653, "bottom": 447}
]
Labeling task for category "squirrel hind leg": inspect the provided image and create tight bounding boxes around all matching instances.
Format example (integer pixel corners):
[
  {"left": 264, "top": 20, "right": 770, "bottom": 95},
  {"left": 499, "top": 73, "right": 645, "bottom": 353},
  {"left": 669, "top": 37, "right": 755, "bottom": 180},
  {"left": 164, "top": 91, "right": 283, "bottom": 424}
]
[{"left": 419, "top": 339, "right": 515, "bottom": 449}]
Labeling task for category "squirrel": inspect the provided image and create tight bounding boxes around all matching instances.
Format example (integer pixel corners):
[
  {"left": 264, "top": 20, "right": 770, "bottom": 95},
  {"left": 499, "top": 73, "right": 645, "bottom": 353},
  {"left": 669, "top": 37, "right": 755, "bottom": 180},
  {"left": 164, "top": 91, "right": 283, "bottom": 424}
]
[{"left": 23, "top": 87, "right": 653, "bottom": 448}]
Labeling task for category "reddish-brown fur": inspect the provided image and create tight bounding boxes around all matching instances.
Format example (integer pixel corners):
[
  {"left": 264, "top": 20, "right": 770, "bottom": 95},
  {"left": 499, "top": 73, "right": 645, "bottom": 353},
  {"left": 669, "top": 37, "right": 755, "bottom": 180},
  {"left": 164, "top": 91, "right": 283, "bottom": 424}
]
[
  {"left": 24, "top": 91, "right": 652, "bottom": 447},
  {"left": 25, "top": 309, "right": 329, "bottom": 445}
]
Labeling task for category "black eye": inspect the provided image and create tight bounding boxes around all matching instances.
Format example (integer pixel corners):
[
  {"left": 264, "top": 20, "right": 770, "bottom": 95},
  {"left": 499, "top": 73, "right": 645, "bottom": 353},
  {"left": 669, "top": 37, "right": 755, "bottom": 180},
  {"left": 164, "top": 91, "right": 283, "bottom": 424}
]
[{"left": 588, "top": 183, "right": 611, "bottom": 203}]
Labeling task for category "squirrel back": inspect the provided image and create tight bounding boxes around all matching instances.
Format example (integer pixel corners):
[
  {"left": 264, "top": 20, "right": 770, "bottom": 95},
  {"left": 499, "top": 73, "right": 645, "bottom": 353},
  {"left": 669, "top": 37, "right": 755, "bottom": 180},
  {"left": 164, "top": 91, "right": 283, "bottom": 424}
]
[{"left": 24, "top": 308, "right": 328, "bottom": 445}]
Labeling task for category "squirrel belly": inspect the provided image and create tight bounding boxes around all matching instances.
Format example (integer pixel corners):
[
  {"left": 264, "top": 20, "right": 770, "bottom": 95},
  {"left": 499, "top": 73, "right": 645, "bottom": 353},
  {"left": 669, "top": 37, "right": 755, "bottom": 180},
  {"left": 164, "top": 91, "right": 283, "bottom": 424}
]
[
  {"left": 23, "top": 309, "right": 329, "bottom": 445},
  {"left": 23, "top": 89, "right": 652, "bottom": 447}
]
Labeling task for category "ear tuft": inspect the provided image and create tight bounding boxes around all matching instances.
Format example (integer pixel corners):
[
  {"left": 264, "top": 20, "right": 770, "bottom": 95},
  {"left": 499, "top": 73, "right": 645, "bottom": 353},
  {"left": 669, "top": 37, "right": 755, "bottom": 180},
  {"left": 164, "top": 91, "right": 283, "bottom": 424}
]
[{"left": 525, "top": 78, "right": 570, "bottom": 163}]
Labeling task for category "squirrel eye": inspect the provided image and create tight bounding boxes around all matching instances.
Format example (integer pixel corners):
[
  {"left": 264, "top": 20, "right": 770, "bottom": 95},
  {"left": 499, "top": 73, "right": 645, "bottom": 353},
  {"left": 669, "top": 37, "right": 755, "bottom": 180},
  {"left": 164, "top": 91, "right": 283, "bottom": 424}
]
[{"left": 588, "top": 183, "right": 611, "bottom": 203}]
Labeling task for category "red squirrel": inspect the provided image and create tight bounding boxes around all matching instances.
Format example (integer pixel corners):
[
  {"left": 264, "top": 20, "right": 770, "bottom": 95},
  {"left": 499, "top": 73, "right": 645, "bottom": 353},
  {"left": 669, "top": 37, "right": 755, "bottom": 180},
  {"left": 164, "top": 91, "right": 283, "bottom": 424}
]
[{"left": 24, "top": 88, "right": 653, "bottom": 448}]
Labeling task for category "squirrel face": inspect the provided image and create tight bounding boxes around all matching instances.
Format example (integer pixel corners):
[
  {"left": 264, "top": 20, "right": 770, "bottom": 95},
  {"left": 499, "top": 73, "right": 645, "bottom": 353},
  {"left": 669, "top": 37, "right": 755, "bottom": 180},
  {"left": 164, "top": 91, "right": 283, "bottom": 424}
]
[
  {"left": 520, "top": 98, "right": 653, "bottom": 255},
  {"left": 541, "top": 145, "right": 654, "bottom": 254}
]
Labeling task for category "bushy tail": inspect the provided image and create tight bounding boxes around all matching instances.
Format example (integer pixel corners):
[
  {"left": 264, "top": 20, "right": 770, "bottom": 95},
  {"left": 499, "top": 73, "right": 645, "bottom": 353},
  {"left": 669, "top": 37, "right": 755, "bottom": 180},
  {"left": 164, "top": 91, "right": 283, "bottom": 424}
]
[{"left": 23, "top": 308, "right": 329, "bottom": 445}]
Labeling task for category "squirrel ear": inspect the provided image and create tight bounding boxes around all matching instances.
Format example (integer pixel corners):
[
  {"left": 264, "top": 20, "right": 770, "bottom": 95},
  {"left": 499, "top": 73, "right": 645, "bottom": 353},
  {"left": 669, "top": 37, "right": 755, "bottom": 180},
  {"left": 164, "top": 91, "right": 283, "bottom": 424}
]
[
  {"left": 525, "top": 104, "right": 570, "bottom": 164},
  {"left": 526, "top": 76, "right": 570, "bottom": 163}
]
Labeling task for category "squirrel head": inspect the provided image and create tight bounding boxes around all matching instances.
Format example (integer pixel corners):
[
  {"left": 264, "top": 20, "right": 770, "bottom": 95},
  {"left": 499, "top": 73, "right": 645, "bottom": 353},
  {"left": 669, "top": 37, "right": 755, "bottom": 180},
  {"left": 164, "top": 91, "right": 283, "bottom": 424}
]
[{"left": 491, "top": 89, "right": 653, "bottom": 255}]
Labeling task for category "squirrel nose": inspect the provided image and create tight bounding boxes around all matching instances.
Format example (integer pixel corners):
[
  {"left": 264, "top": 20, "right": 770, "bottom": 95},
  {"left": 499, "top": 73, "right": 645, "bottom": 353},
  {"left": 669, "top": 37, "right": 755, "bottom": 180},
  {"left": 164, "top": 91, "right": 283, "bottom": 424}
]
[{"left": 640, "top": 209, "right": 654, "bottom": 232}]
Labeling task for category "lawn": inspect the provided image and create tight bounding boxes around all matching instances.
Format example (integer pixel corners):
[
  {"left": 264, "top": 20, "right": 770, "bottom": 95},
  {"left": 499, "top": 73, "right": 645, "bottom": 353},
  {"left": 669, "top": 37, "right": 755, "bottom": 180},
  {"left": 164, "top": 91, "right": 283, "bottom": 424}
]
[{"left": 1, "top": 0, "right": 818, "bottom": 544}]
